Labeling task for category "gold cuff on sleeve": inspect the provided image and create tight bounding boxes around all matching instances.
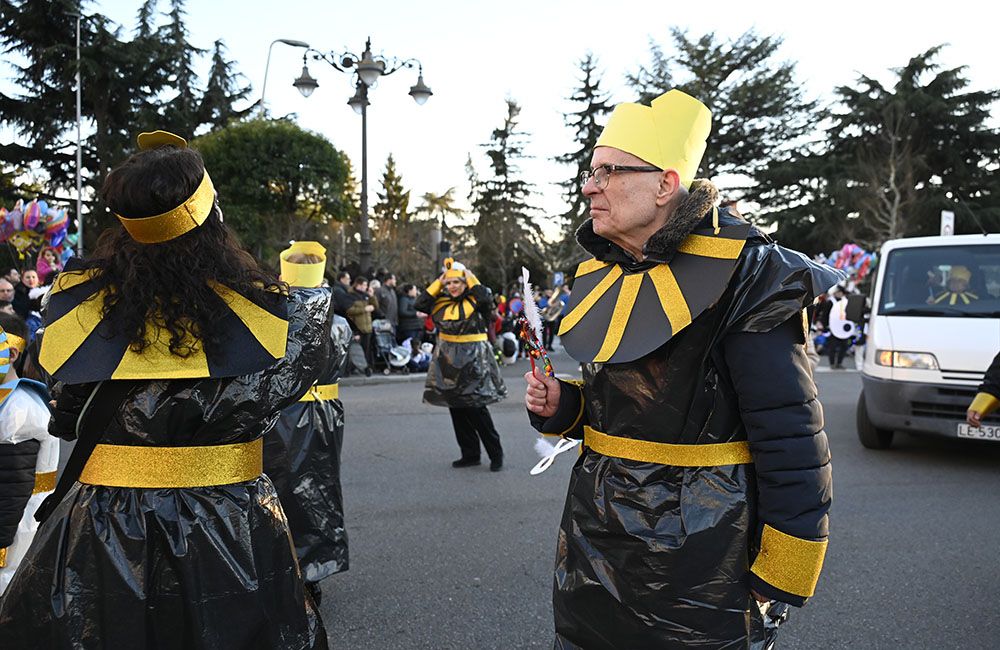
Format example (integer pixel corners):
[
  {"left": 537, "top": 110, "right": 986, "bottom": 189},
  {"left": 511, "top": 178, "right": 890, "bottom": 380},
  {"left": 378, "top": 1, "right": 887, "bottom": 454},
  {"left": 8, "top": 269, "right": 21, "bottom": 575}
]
[
  {"left": 970, "top": 392, "right": 1000, "bottom": 418},
  {"left": 751, "top": 524, "right": 828, "bottom": 598},
  {"left": 426, "top": 279, "right": 443, "bottom": 296}
]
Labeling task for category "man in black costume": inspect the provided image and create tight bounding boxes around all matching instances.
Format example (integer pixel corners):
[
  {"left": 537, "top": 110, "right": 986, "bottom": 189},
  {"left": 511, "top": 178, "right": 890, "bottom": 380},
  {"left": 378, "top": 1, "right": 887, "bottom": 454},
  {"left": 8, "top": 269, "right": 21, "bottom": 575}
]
[{"left": 525, "top": 89, "right": 843, "bottom": 648}]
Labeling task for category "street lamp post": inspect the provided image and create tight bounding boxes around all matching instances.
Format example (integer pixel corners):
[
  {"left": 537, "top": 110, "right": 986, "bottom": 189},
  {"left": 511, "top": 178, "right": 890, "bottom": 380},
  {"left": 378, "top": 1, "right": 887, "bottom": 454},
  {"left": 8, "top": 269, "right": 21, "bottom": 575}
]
[
  {"left": 292, "top": 37, "right": 431, "bottom": 273},
  {"left": 259, "top": 38, "right": 311, "bottom": 115}
]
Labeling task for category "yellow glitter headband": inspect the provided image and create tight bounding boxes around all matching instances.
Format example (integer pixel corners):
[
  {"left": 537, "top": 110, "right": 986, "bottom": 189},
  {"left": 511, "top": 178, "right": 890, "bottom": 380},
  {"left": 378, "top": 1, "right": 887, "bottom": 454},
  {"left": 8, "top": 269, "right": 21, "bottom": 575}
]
[
  {"left": 115, "top": 130, "right": 216, "bottom": 244},
  {"left": 5, "top": 333, "right": 27, "bottom": 354}
]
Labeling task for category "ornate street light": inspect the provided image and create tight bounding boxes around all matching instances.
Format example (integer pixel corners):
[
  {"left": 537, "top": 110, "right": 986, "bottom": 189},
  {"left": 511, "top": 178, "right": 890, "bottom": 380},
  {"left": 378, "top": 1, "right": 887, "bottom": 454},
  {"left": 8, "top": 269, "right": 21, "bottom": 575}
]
[
  {"left": 292, "top": 36, "right": 431, "bottom": 273},
  {"left": 260, "top": 38, "right": 311, "bottom": 113}
]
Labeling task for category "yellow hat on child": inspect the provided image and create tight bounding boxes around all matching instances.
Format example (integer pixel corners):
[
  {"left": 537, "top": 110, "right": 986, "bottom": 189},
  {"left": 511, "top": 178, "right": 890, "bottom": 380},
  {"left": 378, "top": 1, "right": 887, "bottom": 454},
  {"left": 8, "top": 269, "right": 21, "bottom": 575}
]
[{"left": 280, "top": 241, "right": 327, "bottom": 288}]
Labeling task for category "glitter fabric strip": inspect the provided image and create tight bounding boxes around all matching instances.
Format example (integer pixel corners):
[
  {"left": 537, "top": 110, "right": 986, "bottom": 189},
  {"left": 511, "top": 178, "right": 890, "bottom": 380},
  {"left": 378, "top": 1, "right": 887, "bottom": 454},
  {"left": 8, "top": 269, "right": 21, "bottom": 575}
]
[
  {"left": 115, "top": 171, "right": 216, "bottom": 244},
  {"left": 751, "top": 524, "right": 828, "bottom": 597},
  {"left": 79, "top": 438, "right": 263, "bottom": 488},
  {"left": 677, "top": 233, "right": 746, "bottom": 259},
  {"left": 299, "top": 383, "right": 340, "bottom": 402},
  {"left": 558, "top": 266, "right": 624, "bottom": 336},
  {"left": 32, "top": 471, "right": 57, "bottom": 494},
  {"left": 438, "top": 332, "right": 488, "bottom": 343},
  {"left": 584, "top": 426, "right": 752, "bottom": 467},
  {"left": 593, "top": 272, "right": 644, "bottom": 363}
]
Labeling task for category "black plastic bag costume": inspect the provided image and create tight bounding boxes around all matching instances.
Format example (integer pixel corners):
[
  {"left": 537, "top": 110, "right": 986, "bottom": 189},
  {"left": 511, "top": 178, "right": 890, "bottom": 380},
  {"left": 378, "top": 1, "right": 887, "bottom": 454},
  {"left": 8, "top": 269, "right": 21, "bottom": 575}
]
[
  {"left": 416, "top": 280, "right": 506, "bottom": 408},
  {"left": 530, "top": 184, "right": 842, "bottom": 649},
  {"left": 264, "top": 313, "right": 352, "bottom": 585},
  {"left": 0, "top": 267, "right": 332, "bottom": 650}
]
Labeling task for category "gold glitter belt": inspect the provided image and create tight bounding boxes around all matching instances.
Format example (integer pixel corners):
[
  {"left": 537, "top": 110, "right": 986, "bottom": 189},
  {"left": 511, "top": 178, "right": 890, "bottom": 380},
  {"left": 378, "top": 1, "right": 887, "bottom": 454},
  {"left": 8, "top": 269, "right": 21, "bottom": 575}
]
[
  {"left": 32, "top": 471, "right": 56, "bottom": 494},
  {"left": 438, "top": 332, "right": 487, "bottom": 343},
  {"left": 299, "top": 383, "right": 339, "bottom": 402},
  {"left": 79, "top": 438, "right": 263, "bottom": 488},
  {"left": 584, "top": 426, "right": 752, "bottom": 467}
]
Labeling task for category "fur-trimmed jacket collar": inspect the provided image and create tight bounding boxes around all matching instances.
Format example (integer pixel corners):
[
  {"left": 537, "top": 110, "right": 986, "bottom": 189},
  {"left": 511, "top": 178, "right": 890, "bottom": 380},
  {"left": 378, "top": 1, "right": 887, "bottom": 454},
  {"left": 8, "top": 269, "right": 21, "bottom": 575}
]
[{"left": 575, "top": 180, "right": 722, "bottom": 269}]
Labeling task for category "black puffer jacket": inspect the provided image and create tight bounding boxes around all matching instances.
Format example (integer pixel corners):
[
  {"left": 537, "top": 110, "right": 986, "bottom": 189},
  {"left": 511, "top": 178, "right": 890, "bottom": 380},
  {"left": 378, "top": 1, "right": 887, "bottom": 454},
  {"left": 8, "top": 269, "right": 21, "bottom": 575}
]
[
  {"left": 0, "top": 440, "right": 39, "bottom": 551},
  {"left": 531, "top": 199, "right": 842, "bottom": 649}
]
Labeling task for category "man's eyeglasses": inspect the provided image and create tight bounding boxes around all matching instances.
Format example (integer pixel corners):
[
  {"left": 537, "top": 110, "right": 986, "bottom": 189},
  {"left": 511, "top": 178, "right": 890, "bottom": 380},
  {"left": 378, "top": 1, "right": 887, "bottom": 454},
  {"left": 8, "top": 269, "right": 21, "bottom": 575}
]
[{"left": 580, "top": 164, "right": 662, "bottom": 190}]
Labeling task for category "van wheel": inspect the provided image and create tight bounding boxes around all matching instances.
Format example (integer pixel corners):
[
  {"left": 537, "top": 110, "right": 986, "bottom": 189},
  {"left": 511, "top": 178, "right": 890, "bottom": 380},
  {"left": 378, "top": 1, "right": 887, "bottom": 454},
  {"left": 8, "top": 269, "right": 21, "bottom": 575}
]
[{"left": 857, "top": 392, "right": 894, "bottom": 449}]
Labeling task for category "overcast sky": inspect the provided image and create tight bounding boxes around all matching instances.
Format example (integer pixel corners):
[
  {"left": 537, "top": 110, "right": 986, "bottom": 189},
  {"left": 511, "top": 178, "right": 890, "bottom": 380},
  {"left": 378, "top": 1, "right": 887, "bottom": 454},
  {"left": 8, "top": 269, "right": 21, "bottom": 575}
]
[{"left": 5, "top": 0, "right": 999, "bottom": 237}]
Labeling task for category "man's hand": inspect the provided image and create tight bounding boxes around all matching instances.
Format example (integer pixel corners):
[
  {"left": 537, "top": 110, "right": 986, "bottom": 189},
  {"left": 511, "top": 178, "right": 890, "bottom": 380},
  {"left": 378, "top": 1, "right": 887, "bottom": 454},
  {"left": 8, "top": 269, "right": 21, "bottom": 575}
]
[
  {"left": 967, "top": 409, "right": 983, "bottom": 427},
  {"left": 524, "top": 367, "right": 560, "bottom": 418},
  {"left": 365, "top": 304, "right": 375, "bottom": 313}
]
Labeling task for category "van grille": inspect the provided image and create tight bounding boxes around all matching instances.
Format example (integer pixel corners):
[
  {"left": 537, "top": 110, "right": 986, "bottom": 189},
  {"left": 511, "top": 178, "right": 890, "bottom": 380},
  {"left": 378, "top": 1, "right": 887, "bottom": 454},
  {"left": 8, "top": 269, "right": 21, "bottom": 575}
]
[{"left": 911, "top": 388, "right": 1000, "bottom": 423}]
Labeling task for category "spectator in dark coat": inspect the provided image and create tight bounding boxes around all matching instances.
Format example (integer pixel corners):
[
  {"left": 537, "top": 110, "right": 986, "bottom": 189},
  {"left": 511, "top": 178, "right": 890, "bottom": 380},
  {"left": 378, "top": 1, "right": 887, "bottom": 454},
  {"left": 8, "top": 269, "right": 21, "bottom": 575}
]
[
  {"left": 397, "top": 284, "right": 423, "bottom": 344},
  {"left": 332, "top": 271, "right": 352, "bottom": 317},
  {"left": 375, "top": 273, "right": 399, "bottom": 331}
]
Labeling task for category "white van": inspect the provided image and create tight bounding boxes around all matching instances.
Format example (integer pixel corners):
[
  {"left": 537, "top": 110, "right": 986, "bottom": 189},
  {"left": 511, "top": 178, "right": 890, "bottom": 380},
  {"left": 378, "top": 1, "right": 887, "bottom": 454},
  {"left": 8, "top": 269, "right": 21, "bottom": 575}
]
[{"left": 857, "top": 233, "right": 1000, "bottom": 449}]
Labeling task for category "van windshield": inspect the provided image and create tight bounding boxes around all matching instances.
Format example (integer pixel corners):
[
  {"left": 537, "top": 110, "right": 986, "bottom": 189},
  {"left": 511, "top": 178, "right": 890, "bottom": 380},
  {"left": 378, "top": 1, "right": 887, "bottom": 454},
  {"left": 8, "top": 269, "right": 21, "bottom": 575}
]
[{"left": 879, "top": 244, "right": 1000, "bottom": 317}]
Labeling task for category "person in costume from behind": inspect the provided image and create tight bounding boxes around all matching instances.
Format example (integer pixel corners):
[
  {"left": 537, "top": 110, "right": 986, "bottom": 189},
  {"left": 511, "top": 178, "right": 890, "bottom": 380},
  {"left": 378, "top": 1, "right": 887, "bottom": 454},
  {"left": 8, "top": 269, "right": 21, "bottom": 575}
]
[
  {"left": 264, "top": 242, "right": 353, "bottom": 607},
  {"left": 0, "top": 131, "right": 331, "bottom": 650},
  {"left": 416, "top": 259, "right": 507, "bottom": 470},
  {"left": 0, "top": 318, "right": 52, "bottom": 595},
  {"left": 523, "top": 90, "right": 844, "bottom": 648}
]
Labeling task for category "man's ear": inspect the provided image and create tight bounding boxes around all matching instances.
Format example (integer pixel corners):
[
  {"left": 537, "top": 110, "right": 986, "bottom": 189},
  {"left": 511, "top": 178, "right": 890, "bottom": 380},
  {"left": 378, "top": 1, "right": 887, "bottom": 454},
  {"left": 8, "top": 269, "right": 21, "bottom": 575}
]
[
  {"left": 9, "top": 347, "right": 20, "bottom": 363},
  {"left": 654, "top": 169, "right": 682, "bottom": 207}
]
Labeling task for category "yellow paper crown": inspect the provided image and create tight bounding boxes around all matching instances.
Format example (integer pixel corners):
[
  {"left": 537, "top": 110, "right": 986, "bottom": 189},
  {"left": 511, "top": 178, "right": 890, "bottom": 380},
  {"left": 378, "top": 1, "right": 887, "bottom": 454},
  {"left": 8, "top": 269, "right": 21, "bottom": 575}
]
[
  {"left": 596, "top": 89, "right": 712, "bottom": 189},
  {"left": 950, "top": 265, "right": 971, "bottom": 282},
  {"left": 280, "top": 241, "right": 327, "bottom": 288},
  {"left": 115, "top": 130, "right": 216, "bottom": 244},
  {"left": 443, "top": 258, "right": 466, "bottom": 279}
]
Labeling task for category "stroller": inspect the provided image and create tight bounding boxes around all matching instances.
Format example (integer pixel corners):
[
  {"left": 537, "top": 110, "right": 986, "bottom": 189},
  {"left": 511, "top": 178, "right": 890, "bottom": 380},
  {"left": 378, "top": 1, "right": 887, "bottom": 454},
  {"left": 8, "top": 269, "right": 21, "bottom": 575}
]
[{"left": 371, "top": 319, "right": 410, "bottom": 375}]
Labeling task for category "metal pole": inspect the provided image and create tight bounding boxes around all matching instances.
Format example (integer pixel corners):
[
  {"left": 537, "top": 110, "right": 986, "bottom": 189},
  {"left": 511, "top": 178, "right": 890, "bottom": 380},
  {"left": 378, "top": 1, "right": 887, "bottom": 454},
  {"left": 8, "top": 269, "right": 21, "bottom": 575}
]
[
  {"left": 259, "top": 40, "right": 279, "bottom": 116},
  {"left": 75, "top": 11, "right": 83, "bottom": 257},
  {"left": 359, "top": 85, "right": 371, "bottom": 273}
]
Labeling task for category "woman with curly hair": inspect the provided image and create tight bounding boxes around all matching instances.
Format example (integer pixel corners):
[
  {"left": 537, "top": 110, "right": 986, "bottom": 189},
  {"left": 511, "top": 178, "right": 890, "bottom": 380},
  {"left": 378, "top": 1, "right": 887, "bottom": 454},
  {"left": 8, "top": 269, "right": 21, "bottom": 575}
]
[{"left": 0, "top": 132, "right": 330, "bottom": 649}]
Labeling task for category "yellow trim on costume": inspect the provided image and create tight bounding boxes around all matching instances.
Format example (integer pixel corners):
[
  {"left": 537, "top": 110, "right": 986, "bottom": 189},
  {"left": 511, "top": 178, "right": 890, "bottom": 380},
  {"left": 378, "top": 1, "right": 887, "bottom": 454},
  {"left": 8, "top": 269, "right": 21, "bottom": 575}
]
[
  {"left": 593, "top": 272, "right": 644, "bottom": 363},
  {"left": 51, "top": 268, "right": 101, "bottom": 294},
  {"left": 38, "top": 287, "right": 109, "bottom": 376},
  {"left": 32, "top": 471, "right": 56, "bottom": 494},
  {"left": 677, "top": 233, "right": 745, "bottom": 259},
  {"left": 543, "top": 383, "right": 586, "bottom": 438},
  {"left": 300, "top": 383, "right": 340, "bottom": 402},
  {"left": 0, "top": 546, "right": 6, "bottom": 568},
  {"left": 575, "top": 259, "right": 610, "bottom": 278},
  {"left": 751, "top": 524, "right": 828, "bottom": 598},
  {"left": 558, "top": 265, "right": 624, "bottom": 335},
  {"left": 5, "top": 333, "right": 27, "bottom": 353},
  {"left": 647, "top": 264, "right": 692, "bottom": 333},
  {"left": 115, "top": 171, "right": 216, "bottom": 244},
  {"left": 111, "top": 323, "right": 210, "bottom": 379},
  {"left": 80, "top": 438, "right": 263, "bottom": 488},
  {"left": 439, "top": 332, "right": 487, "bottom": 343},
  {"left": 584, "top": 426, "right": 752, "bottom": 466},
  {"left": 970, "top": 392, "right": 1000, "bottom": 418},
  {"left": 209, "top": 282, "right": 288, "bottom": 359},
  {"left": 426, "top": 279, "right": 443, "bottom": 296},
  {"left": 441, "top": 298, "right": 476, "bottom": 321}
]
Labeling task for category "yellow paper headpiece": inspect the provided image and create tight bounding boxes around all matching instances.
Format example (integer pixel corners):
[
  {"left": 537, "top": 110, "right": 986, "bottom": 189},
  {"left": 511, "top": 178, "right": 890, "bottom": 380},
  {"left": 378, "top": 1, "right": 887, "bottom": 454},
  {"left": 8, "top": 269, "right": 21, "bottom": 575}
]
[
  {"left": 596, "top": 89, "right": 712, "bottom": 189},
  {"left": 115, "top": 130, "right": 216, "bottom": 244},
  {"left": 443, "top": 258, "right": 466, "bottom": 280},
  {"left": 950, "top": 265, "right": 971, "bottom": 282},
  {"left": 280, "top": 241, "right": 328, "bottom": 288}
]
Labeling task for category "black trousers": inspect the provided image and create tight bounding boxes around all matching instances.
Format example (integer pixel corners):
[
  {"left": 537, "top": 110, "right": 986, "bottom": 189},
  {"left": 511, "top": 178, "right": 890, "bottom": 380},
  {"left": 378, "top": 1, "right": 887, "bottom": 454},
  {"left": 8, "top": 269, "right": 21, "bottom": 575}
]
[
  {"left": 448, "top": 406, "right": 503, "bottom": 461},
  {"left": 542, "top": 321, "right": 556, "bottom": 350},
  {"left": 827, "top": 336, "right": 850, "bottom": 367}
]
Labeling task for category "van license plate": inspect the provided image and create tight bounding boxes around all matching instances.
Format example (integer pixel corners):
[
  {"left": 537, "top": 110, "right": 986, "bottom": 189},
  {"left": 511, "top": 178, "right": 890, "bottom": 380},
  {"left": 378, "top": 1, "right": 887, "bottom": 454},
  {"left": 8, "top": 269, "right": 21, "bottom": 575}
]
[{"left": 957, "top": 423, "right": 1000, "bottom": 441}]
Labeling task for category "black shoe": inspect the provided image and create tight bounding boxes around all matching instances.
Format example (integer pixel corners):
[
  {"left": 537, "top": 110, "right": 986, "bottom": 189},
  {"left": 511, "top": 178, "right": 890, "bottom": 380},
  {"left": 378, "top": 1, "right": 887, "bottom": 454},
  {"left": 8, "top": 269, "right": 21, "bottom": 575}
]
[
  {"left": 452, "top": 457, "right": 481, "bottom": 468},
  {"left": 489, "top": 457, "right": 503, "bottom": 472}
]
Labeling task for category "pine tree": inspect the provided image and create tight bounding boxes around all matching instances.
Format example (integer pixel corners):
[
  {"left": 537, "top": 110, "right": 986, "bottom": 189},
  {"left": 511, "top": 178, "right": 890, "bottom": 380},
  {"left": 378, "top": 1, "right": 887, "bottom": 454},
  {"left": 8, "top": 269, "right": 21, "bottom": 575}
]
[
  {"left": 470, "top": 99, "right": 544, "bottom": 291},
  {"left": 628, "top": 29, "right": 817, "bottom": 197},
  {"left": 555, "top": 53, "right": 612, "bottom": 267},
  {"left": 760, "top": 46, "right": 1000, "bottom": 252},
  {"left": 160, "top": 0, "right": 204, "bottom": 137},
  {"left": 198, "top": 39, "right": 253, "bottom": 130},
  {"left": 373, "top": 154, "right": 411, "bottom": 225}
]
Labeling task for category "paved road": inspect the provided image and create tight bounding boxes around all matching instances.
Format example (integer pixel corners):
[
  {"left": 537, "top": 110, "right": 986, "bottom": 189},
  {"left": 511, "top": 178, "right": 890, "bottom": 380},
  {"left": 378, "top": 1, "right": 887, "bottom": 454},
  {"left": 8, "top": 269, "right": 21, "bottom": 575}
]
[{"left": 322, "top": 352, "right": 1000, "bottom": 649}]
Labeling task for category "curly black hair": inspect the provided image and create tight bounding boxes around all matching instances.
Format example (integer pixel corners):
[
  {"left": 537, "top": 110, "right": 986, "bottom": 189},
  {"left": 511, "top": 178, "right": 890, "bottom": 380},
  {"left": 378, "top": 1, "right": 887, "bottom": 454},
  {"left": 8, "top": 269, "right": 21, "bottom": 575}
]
[{"left": 92, "top": 144, "right": 285, "bottom": 357}]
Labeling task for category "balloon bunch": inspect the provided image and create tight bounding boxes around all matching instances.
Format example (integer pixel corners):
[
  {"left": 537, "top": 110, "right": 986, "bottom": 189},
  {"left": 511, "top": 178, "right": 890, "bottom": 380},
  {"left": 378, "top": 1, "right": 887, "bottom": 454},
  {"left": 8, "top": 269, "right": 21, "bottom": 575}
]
[
  {"left": 825, "top": 243, "right": 877, "bottom": 281},
  {"left": 0, "top": 198, "right": 75, "bottom": 262}
]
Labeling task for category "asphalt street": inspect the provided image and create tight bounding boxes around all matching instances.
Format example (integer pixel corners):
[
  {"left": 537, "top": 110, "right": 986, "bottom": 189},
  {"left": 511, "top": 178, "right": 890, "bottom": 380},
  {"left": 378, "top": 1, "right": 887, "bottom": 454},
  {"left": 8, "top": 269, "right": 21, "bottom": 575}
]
[{"left": 323, "top": 351, "right": 1000, "bottom": 649}]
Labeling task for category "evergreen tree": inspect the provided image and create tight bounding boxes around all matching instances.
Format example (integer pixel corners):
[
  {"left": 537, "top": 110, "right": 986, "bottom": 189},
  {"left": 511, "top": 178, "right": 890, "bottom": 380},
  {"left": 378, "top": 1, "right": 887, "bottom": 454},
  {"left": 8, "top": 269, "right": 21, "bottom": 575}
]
[
  {"left": 194, "top": 118, "right": 354, "bottom": 262},
  {"left": 628, "top": 29, "right": 817, "bottom": 196},
  {"left": 160, "top": 0, "right": 204, "bottom": 137},
  {"left": 371, "top": 153, "right": 427, "bottom": 277},
  {"left": 373, "top": 154, "right": 411, "bottom": 225},
  {"left": 555, "top": 52, "right": 612, "bottom": 267},
  {"left": 198, "top": 39, "right": 253, "bottom": 129},
  {"left": 470, "top": 99, "right": 544, "bottom": 291},
  {"left": 760, "top": 46, "right": 1000, "bottom": 252}
]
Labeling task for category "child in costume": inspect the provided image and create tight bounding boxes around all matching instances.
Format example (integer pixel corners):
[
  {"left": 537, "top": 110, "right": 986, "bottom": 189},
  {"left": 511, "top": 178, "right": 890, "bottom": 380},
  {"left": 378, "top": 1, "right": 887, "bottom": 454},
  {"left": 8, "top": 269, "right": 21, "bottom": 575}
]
[
  {"left": 0, "top": 131, "right": 330, "bottom": 650},
  {"left": 264, "top": 242, "right": 352, "bottom": 606},
  {"left": 0, "top": 318, "right": 52, "bottom": 594}
]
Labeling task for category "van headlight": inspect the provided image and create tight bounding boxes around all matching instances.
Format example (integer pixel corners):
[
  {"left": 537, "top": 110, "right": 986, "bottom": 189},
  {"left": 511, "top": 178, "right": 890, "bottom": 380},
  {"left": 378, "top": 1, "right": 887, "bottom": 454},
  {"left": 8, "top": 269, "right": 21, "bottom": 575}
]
[{"left": 875, "top": 350, "right": 939, "bottom": 370}]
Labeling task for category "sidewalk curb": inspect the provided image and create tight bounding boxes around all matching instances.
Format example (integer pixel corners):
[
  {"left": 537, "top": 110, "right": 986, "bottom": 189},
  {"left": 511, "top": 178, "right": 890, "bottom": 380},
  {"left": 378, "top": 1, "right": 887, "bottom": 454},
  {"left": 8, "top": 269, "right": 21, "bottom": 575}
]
[{"left": 340, "top": 372, "right": 427, "bottom": 387}]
